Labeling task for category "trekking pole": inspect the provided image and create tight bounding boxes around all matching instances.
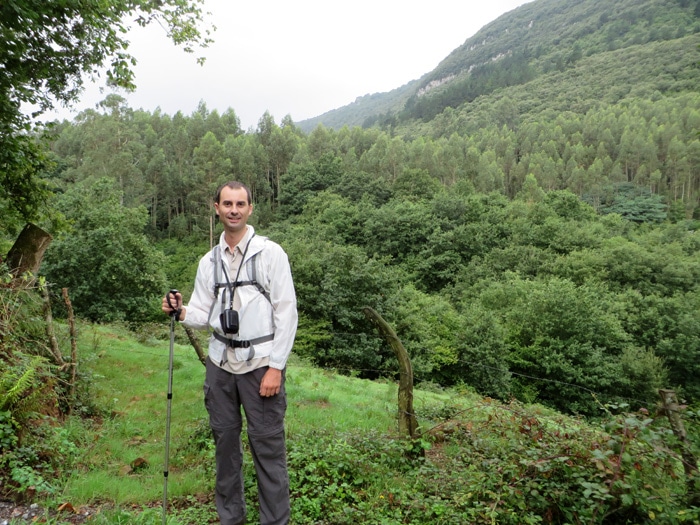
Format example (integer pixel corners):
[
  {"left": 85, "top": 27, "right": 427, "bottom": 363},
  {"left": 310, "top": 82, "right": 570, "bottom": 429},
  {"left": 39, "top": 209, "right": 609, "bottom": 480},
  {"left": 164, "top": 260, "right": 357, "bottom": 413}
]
[{"left": 163, "top": 289, "right": 179, "bottom": 525}]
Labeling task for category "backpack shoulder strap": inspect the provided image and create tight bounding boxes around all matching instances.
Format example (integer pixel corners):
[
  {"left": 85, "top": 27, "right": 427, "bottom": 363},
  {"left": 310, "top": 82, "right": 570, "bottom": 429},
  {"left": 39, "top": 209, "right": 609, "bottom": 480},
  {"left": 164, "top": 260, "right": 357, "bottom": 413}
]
[
  {"left": 245, "top": 252, "right": 270, "bottom": 302},
  {"left": 206, "top": 245, "right": 224, "bottom": 331},
  {"left": 211, "top": 245, "right": 223, "bottom": 298}
]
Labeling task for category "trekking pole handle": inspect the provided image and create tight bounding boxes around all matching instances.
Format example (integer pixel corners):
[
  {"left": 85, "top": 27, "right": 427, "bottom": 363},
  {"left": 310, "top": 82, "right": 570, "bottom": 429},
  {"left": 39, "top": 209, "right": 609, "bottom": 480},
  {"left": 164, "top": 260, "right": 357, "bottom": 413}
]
[{"left": 167, "top": 289, "right": 181, "bottom": 319}]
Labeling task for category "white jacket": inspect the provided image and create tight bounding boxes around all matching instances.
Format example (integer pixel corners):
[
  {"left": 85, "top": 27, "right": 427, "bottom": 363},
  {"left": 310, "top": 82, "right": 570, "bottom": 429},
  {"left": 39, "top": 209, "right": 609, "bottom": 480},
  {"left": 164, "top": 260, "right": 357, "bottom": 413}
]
[{"left": 183, "top": 227, "right": 298, "bottom": 370}]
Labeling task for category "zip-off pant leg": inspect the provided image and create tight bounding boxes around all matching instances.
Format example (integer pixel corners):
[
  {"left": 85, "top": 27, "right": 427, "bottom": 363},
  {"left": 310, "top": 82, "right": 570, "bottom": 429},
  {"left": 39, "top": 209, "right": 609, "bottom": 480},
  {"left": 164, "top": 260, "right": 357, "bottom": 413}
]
[
  {"left": 204, "top": 358, "right": 289, "bottom": 525},
  {"left": 239, "top": 366, "right": 289, "bottom": 525},
  {"left": 247, "top": 428, "right": 289, "bottom": 525},
  {"left": 205, "top": 358, "right": 246, "bottom": 525}
]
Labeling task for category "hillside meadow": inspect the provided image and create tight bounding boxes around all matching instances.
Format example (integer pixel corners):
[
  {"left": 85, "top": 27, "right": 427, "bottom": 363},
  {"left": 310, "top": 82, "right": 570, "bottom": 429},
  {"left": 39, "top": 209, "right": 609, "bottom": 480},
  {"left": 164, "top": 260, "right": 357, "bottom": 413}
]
[{"left": 5, "top": 320, "right": 696, "bottom": 525}]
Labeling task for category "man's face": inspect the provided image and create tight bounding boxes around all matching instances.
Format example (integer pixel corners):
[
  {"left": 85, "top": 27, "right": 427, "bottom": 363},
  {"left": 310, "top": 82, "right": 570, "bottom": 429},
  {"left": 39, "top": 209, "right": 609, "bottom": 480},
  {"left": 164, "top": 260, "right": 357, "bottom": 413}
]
[{"left": 214, "top": 186, "right": 253, "bottom": 234}]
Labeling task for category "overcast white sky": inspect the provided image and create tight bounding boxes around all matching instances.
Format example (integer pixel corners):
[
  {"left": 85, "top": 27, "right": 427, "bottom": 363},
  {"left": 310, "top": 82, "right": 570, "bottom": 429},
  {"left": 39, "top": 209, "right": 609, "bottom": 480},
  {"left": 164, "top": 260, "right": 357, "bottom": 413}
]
[{"left": 48, "top": 0, "right": 532, "bottom": 130}]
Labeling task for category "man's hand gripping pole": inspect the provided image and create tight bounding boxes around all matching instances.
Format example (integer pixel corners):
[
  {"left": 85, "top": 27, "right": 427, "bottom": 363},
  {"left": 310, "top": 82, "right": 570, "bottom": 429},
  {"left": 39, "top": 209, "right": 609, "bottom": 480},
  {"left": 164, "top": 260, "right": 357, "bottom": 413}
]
[{"left": 166, "top": 289, "right": 181, "bottom": 321}]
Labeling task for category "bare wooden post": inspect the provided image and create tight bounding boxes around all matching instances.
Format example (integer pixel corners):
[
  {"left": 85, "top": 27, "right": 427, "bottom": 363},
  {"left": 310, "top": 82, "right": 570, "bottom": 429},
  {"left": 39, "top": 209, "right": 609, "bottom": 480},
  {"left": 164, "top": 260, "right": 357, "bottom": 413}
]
[
  {"left": 183, "top": 325, "right": 207, "bottom": 366},
  {"left": 63, "top": 288, "right": 78, "bottom": 414},
  {"left": 6, "top": 223, "right": 53, "bottom": 283},
  {"left": 362, "top": 306, "right": 419, "bottom": 439},
  {"left": 659, "top": 389, "right": 700, "bottom": 505},
  {"left": 41, "top": 285, "right": 65, "bottom": 367}
]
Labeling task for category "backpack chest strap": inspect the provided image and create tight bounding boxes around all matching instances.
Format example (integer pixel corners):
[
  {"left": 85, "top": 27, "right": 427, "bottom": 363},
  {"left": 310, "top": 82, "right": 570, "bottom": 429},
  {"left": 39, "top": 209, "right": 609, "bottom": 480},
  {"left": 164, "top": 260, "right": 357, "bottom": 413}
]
[{"left": 212, "top": 332, "right": 275, "bottom": 364}]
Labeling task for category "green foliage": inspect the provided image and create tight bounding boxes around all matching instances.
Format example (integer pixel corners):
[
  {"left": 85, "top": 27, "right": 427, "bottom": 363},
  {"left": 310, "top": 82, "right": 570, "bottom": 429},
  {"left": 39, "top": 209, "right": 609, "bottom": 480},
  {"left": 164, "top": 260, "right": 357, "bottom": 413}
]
[
  {"left": 332, "top": 169, "right": 394, "bottom": 207},
  {"left": 5, "top": 0, "right": 700, "bottom": 518},
  {"left": 41, "top": 178, "right": 167, "bottom": 323},
  {"left": 472, "top": 276, "right": 665, "bottom": 414},
  {"left": 0, "top": 133, "right": 54, "bottom": 233},
  {"left": 278, "top": 153, "right": 344, "bottom": 218},
  {"left": 0, "top": 411, "right": 18, "bottom": 452},
  {"left": 0, "top": 355, "right": 46, "bottom": 422},
  {"left": 596, "top": 182, "right": 668, "bottom": 222},
  {"left": 3, "top": 322, "right": 694, "bottom": 523},
  {"left": 6, "top": 0, "right": 698, "bottom": 430},
  {"left": 157, "top": 236, "right": 208, "bottom": 301},
  {"left": 1, "top": 0, "right": 211, "bottom": 116},
  {"left": 288, "top": 432, "right": 377, "bottom": 522},
  {"left": 293, "top": 313, "right": 334, "bottom": 363},
  {"left": 270, "top": 177, "right": 700, "bottom": 411},
  {"left": 450, "top": 305, "right": 512, "bottom": 399},
  {"left": 384, "top": 285, "right": 463, "bottom": 380},
  {"left": 621, "top": 289, "right": 700, "bottom": 400},
  {"left": 0, "top": 417, "right": 83, "bottom": 499},
  {"left": 283, "top": 235, "right": 402, "bottom": 374},
  {"left": 281, "top": 403, "right": 700, "bottom": 524},
  {"left": 0, "top": 330, "right": 78, "bottom": 500},
  {"left": 403, "top": 50, "right": 538, "bottom": 122}
]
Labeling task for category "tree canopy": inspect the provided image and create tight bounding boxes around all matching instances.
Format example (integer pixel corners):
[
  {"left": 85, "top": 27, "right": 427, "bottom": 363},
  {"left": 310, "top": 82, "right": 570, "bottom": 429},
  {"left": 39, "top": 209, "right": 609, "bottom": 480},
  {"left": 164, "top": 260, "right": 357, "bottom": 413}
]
[{"left": 0, "top": 0, "right": 212, "bottom": 231}]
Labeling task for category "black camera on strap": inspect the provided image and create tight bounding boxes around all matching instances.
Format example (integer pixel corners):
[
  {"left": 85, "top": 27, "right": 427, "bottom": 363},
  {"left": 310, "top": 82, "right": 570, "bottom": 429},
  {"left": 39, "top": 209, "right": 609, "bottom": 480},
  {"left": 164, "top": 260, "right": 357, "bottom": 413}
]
[{"left": 220, "top": 308, "right": 239, "bottom": 334}]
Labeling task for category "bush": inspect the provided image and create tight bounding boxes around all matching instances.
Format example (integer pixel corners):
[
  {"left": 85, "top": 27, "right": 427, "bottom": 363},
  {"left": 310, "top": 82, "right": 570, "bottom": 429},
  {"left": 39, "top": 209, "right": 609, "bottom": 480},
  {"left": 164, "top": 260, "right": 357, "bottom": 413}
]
[{"left": 41, "top": 178, "right": 167, "bottom": 324}]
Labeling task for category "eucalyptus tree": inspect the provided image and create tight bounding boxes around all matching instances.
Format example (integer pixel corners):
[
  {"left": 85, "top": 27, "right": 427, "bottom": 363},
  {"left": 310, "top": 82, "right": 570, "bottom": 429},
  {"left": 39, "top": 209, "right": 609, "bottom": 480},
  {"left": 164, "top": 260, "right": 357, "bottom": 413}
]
[
  {"left": 190, "top": 131, "right": 231, "bottom": 238},
  {"left": 435, "top": 133, "right": 468, "bottom": 185},
  {"left": 336, "top": 125, "right": 382, "bottom": 159},
  {"left": 306, "top": 124, "right": 336, "bottom": 160},
  {"left": 268, "top": 122, "right": 301, "bottom": 204},
  {"left": 142, "top": 138, "right": 169, "bottom": 233},
  {"left": 359, "top": 134, "right": 407, "bottom": 181},
  {"left": 224, "top": 134, "right": 270, "bottom": 204},
  {"left": 406, "top": 136, "right": 439, "bottom": 179},
  {"left": 475, "top": 151, "right": 505, "bottom": 193},
  {"left": 71, "top": 95, "right": 149, "bottom": 207},
  {"left": 158, "top": 111, "right": 195, "bottom": 236}
]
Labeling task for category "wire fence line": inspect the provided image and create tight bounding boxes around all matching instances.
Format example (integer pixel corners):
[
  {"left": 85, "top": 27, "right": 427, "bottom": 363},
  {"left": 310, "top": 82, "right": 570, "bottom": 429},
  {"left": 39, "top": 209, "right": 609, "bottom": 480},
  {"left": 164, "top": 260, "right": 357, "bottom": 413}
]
[
  {"left": 119, "top": 341, "right": 660, "bottom": 414},
  {"left": 98, "top": 343, "right": 698, "bottom": 467}
]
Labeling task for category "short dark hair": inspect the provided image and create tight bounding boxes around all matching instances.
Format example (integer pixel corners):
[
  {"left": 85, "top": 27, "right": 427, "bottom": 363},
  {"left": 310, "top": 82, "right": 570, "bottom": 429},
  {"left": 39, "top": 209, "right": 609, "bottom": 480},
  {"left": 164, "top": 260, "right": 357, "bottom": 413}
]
[{"left": 214, "top": 181, "right": 252, "bottom": 205}]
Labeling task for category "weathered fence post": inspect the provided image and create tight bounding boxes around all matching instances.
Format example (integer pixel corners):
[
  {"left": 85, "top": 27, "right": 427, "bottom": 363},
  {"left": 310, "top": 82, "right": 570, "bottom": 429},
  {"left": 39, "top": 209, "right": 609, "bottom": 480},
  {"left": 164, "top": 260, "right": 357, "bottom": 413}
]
[
  {"left": 63, "top": 288, "right": 78, "bottom": 414},
  {"left": 362, "top": 306, "right": 419, "bottom": 439},
  {"left": 184, "top": 325, "right": 207, "bottom": 365},
  {"left": 659, "top": 389, "right": 700, "bottom": 505},
  {"left": 6, "top": 223, "right": 53, "bottom": 283}
]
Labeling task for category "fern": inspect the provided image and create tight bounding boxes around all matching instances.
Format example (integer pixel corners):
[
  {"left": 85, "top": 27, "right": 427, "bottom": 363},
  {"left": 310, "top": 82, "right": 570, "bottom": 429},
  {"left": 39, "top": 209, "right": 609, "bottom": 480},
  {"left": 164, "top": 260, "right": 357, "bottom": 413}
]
[{"left": 0, "top": 356, "right": 46, "bottom": 420}]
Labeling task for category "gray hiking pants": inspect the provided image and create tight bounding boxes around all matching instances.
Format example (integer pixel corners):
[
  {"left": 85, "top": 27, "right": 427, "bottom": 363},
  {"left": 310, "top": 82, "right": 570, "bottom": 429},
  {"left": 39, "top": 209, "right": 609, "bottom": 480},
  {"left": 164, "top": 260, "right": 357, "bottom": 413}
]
[{"left": 204, "top": 358, "right": 289, "bottom": 525}]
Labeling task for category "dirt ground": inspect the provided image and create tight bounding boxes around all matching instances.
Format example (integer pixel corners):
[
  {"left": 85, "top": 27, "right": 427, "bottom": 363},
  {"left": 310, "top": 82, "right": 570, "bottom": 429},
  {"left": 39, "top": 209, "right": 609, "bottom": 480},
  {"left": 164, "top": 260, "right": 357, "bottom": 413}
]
[{"left": 0, "top": 500, "right": 96, "bottom": 524}]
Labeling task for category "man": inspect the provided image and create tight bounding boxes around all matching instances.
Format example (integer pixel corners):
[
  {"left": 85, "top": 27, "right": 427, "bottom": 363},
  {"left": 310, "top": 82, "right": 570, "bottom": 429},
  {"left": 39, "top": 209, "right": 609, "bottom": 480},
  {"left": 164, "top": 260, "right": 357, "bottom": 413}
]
[{"left": 162, "top": 181, "right": 298, "bottom": 525}]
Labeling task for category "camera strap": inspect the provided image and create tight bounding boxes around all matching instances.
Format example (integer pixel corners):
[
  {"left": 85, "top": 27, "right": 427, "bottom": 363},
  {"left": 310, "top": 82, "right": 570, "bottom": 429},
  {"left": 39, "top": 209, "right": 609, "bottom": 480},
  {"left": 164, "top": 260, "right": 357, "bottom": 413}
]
[{"left": 220, "top": 233, "right": 255, "bottom": 312}]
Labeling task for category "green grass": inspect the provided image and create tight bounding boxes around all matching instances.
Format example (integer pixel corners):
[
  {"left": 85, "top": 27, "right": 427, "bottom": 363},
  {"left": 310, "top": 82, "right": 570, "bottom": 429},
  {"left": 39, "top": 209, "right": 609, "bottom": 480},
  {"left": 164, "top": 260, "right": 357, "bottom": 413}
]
[
  {"left": 26, "top": 322, "right": 699, "bottom": 524},
  {"left": 60, "top": 323, "right": 460, "bottom": 506}
]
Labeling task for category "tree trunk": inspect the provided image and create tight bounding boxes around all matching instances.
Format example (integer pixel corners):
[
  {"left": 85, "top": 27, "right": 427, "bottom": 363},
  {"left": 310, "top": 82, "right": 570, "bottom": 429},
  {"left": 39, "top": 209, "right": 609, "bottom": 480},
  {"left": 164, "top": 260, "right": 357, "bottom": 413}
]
[
  {"left": 6, "top": 223, "right": 53, "bottom": 283},
  {"left": 362, "top": 306, "right": 419, "bottom": 440}
]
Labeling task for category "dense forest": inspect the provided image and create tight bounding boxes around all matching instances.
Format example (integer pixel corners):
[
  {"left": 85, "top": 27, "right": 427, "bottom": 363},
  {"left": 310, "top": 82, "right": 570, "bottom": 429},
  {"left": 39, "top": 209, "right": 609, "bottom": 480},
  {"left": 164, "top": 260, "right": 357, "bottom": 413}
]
[{"left": 3, "top": 0, "right": 700, "bottom": 416}]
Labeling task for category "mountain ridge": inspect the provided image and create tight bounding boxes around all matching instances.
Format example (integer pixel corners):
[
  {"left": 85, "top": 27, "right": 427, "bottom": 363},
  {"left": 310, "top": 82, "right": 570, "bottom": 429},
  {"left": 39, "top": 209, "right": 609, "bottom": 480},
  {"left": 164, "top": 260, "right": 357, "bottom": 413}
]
[{"left": 296, "top": 0, "right": 699, "bottom": 133}]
